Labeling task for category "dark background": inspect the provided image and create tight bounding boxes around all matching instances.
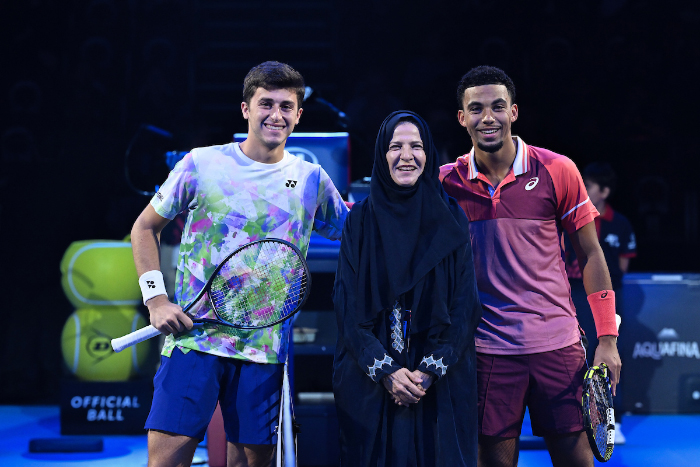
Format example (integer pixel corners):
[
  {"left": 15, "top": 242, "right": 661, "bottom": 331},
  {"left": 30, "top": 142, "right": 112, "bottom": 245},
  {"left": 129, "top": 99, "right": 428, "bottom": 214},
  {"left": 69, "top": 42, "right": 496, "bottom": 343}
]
[{"left": 2, "top": 0, "right": 699, "bottom": 403}]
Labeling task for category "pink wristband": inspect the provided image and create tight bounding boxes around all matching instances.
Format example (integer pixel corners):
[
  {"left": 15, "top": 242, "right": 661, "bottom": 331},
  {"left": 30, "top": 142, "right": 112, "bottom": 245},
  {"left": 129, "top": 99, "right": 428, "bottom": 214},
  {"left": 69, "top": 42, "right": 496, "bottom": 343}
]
[{"left": 587, "top": 290, "right": 618, "bottom": 338}]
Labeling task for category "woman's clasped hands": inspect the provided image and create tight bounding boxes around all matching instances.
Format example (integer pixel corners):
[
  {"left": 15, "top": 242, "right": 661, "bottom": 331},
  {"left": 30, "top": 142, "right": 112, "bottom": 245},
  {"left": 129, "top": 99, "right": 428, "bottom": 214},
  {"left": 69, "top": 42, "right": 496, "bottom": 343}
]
[{"left": 381, "top": 368, "right": 435, "bottom": 406}]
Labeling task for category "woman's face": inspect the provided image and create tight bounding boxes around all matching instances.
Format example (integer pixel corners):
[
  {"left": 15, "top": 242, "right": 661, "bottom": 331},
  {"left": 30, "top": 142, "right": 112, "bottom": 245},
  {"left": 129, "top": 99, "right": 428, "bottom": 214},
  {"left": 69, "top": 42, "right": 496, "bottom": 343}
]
[{"left": 385, "top": 122, "right": 426, "bottom": 187}]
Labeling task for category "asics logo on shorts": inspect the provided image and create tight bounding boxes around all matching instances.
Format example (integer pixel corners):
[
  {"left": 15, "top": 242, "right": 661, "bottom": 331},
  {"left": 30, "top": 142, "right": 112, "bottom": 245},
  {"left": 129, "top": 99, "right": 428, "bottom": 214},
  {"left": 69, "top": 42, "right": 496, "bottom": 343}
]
[
  {"left": 286, "top": 180, "right": 297, "bottom": 188},
  {"left": 525, "top": 177, "right": 539, "bottom": 191}
]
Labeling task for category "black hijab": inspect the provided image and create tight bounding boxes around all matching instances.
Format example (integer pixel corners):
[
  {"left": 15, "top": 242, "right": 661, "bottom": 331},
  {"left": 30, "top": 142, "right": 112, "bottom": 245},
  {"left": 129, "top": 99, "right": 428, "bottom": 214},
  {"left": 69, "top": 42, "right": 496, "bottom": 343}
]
[{"left": 348, "top": 110, "right": 470, "bottom": 324}]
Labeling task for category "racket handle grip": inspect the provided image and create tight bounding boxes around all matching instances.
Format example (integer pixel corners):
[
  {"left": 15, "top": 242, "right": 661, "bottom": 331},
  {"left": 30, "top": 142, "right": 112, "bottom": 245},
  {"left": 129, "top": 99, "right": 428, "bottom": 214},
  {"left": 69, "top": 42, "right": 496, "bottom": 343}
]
[{"left": 111, "top": 325, "right": 161, "bottom": 352}]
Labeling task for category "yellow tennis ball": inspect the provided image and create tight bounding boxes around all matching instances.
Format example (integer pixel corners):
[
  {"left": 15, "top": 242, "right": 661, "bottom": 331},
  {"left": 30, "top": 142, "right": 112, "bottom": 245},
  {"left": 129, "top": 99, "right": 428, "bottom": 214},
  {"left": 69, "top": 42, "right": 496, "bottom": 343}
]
[
  {"left": 60, "top": 240, "right": 141, "bottom": 308},
  {"left": 61, "top": 307, "right": 151, "bottom": 382}
]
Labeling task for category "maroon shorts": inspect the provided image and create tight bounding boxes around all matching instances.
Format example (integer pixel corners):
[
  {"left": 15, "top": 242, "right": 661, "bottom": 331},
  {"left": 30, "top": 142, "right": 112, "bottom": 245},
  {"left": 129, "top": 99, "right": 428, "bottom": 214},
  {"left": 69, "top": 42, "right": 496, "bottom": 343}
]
[{"left": 476, "top": 343, "right": 586, "bottom": 438}]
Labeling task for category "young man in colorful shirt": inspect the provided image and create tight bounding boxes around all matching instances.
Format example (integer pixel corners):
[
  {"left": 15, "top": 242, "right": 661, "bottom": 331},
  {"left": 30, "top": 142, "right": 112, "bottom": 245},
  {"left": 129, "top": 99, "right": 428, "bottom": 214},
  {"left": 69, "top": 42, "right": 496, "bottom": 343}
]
[
  {"left": 439, "top": 66, "right": 621, "bottom": 467},
  {"left": 130, "top": 61, "right": 348, "bottom": 467}
]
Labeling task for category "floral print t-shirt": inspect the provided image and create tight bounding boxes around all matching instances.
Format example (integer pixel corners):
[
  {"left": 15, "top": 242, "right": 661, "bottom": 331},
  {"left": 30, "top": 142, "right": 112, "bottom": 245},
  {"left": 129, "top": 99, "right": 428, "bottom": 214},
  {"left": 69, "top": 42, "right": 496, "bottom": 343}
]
[{"left": 151, "top": 142, "right": 347, "bottom": 364}]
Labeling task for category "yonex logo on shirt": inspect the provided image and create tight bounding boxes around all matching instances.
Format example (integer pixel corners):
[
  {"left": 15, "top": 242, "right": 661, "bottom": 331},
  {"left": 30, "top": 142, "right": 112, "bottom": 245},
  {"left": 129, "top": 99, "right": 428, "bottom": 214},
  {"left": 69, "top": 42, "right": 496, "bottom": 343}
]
[
  {"left": 286, "top": 180, "right": 298, "bottom": 188},
  {"left": 156, "top": 192, "right": 164, "bottom": 201},
  {"left": 525, "top": 177, "right": 539, "bottom": 191}
]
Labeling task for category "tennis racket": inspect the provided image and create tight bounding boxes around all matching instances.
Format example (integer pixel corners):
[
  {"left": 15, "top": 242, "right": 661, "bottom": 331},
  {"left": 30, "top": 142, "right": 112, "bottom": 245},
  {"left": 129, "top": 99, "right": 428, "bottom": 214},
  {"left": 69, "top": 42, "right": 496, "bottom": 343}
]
[
  {"left": 582, "top": 362, "right": 615, "bottom": 462},
  {"left": 581, "top": 314, "right": 621, "bottom": 462},
  {"left": 111, "top": 238, "right": 311, "bottom": 352},
  {"left": 276, "top": 358, "right": 297, "bottom": 466}
]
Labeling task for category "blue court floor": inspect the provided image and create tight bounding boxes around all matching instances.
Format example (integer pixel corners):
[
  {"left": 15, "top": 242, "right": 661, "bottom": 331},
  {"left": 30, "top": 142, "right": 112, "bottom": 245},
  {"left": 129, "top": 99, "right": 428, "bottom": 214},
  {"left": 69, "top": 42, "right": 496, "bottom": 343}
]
[{"left": 1, "top": 405, "right": 699, "bottom": 466}]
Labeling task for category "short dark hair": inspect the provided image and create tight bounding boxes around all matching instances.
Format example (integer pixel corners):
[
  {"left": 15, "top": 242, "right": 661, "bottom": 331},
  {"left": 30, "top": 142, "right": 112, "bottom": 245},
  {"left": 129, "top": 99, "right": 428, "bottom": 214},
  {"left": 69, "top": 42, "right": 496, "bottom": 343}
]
[
  {"left": 242, "top": 61, "right": 305, "bottom": 108},
  {"left": 583, "top": 162, "right": 617, "bottom": 197},
  {"left": 456, "top": 65, "right": 516, "bottom": 108}
]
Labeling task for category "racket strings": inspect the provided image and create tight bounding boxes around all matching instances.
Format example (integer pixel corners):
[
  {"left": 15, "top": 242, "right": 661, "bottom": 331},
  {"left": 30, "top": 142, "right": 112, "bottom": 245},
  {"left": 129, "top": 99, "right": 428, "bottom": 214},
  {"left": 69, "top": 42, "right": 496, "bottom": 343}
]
[
  {"left": 208, "top": 241, "right": 308, "bottom": 327},
  {"left": 586, "top": 374, "right": 611, "bottom": 453}
]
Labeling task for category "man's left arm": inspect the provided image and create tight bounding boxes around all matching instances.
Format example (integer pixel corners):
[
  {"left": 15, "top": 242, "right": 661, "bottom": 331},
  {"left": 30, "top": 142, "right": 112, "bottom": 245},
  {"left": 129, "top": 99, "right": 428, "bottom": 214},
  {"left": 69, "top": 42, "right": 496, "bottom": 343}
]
[{"left": 569, "top": 222, "right": 622, "bottom": 394}]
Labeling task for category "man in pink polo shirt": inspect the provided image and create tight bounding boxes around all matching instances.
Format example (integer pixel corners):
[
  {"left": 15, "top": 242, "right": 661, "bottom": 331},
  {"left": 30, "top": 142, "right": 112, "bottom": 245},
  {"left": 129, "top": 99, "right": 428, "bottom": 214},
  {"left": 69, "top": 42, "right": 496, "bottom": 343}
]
[{"left": 440, "top": 66, "right": 621, "bottom": 467}]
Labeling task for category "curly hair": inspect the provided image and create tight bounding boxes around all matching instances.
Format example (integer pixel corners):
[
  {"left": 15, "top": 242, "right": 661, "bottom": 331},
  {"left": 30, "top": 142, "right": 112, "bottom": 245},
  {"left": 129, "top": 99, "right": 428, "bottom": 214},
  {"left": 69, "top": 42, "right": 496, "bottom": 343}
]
[{"left": 456, "top": 65, "right": 516, "bottom": 108}]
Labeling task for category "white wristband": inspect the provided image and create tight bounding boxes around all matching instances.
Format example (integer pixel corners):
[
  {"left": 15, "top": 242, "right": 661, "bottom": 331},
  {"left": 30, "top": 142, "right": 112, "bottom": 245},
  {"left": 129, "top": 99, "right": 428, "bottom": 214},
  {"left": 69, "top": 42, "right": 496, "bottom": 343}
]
[{"left": 139, "top": 270, "right": 168, "bottom": 305}]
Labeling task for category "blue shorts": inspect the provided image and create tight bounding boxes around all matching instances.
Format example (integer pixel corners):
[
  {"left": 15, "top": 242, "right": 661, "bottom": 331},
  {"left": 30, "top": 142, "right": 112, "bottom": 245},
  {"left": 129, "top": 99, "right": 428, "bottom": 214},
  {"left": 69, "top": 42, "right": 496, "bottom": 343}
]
[{"left": 145, "top": 347, "right": 283, "bottom": 443}]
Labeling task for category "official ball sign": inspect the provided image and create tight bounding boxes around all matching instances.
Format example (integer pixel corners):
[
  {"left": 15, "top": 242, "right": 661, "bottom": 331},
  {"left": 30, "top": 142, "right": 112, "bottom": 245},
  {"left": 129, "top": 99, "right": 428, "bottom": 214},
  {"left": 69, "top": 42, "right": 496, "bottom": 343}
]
[
  {"left": 70, "top": 394, "right": 141, "bottom": 422},
  {"left": 61, "top": 380, "right": 152, "bottom": 435}
]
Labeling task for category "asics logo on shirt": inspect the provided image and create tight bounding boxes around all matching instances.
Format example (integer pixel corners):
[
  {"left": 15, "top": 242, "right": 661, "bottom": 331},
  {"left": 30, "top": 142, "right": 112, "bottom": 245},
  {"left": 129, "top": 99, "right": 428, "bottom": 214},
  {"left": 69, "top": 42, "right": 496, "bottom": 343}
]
[
  {"left": 286, "top": 180, "right": 298, "bottom": 188},
  {"left": 525, "top": 177, "right": 539, "bottom": 191}
]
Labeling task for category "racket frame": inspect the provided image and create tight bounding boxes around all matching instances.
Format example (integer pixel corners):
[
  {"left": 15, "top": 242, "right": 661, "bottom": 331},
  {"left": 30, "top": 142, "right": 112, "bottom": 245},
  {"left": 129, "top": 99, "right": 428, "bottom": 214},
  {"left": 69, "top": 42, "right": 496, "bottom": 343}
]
[
  {"left": 276, "top": 358, "right": 297, "bottom": 466},
  {"left": 582, "top": 362, "right": 615, "bottom": 462}
]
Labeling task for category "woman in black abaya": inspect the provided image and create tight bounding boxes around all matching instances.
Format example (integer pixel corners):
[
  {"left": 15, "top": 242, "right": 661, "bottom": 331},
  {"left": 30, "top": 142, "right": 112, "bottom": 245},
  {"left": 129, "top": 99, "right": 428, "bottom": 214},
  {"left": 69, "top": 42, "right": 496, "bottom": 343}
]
[{"left": 332, "top": 111, "right": 482, "bottom": 467}]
